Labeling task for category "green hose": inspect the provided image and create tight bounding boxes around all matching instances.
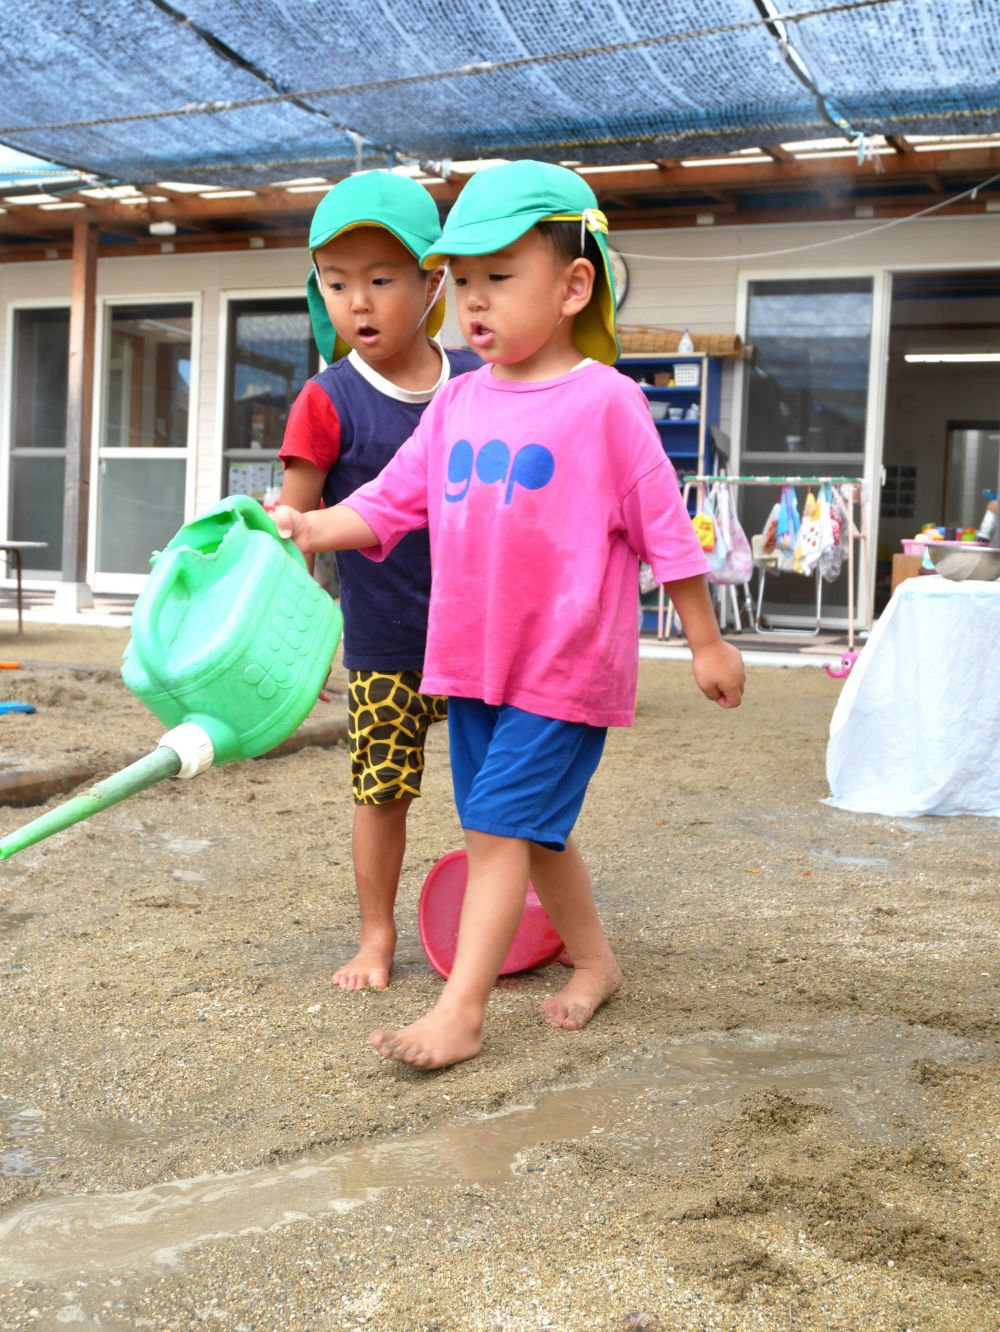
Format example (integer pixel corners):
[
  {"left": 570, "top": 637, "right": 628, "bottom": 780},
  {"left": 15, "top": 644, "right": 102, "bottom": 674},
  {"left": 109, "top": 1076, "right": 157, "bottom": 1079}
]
[{"left": 0, "top": 747, "right": 182, "bottom": 861}]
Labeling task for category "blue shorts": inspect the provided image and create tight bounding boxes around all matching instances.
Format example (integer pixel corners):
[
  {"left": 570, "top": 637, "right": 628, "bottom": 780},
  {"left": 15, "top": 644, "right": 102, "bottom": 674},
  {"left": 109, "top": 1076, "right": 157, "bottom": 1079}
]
[{"left": 448, "top": 698, "right": 607, "bottom": 851}]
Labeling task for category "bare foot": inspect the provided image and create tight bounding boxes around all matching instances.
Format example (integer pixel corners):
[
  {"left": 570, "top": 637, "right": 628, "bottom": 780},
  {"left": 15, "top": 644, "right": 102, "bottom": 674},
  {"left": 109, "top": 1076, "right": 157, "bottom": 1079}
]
[
  {"left": 540, "top": 958, "right": 622, "bottom": 1030},
  {"left": 370, "top": 1003, "right": 484, "bottom": 1070},
  {"left": 332, "top": 936, "right": 395, "bottom": 991},
  {"left": 555, "top": 948, "right": 574, "bottom": 968}
]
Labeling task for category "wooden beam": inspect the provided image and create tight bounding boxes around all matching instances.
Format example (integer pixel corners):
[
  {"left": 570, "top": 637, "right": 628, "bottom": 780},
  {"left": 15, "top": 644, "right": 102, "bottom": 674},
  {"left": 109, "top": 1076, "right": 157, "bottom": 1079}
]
[
  {"left": 3, "top": 146, "right": 998, "bottom": 259},
  {"left": 608, "top": 197, "right": 994, "bottom": 230},
  {"left": 60, "top": 221, "right": 98, "bottom": 596}
]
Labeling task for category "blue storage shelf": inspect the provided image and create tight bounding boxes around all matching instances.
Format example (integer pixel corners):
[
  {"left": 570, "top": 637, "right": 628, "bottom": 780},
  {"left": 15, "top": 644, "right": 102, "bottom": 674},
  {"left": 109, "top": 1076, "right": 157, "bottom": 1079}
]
[{"left": 616, "top": 352, "right": 723, "bottom": 477}]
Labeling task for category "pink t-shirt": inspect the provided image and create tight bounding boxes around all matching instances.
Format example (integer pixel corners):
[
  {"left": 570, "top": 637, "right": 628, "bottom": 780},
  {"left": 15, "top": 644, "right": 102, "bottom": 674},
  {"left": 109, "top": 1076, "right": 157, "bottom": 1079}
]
[{"left": 345, "top": 361, "right": 708, "bottom": 727}]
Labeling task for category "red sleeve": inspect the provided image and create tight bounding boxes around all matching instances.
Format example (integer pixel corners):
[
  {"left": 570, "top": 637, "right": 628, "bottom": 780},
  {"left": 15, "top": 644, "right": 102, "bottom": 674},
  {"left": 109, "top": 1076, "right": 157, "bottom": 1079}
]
[{"left": 278, "top": 380, "right": 341, "bottom": 471}]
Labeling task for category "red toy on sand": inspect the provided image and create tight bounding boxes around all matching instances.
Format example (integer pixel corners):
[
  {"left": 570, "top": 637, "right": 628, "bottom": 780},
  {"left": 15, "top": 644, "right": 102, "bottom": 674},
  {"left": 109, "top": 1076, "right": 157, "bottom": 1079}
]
[{"left": 418, "top": 850, "right": 564, "bottom": 979}]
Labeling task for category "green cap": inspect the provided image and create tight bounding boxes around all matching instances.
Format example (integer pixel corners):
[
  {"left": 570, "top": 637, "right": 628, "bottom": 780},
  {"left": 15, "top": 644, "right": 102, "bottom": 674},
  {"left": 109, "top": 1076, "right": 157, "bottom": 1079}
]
[
  {"left": 306, "top": 171, "right": 446, "bottom": 363},
  {"left": 420, "top": 160, "right": 620, "bottom": 365}
]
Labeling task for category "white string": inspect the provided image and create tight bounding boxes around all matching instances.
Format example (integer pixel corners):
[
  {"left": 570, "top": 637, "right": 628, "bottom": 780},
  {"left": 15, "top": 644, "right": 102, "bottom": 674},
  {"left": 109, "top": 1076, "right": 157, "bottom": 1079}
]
[{"left": 615, "top": 169, "right": 1000, "bottom": 264}]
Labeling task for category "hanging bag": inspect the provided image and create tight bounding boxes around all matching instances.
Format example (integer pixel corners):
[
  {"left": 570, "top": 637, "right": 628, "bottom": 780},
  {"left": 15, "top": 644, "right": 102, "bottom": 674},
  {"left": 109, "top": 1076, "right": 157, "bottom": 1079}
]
[
  {"left": 819, "top": 483, "right": 848, "bottom": 583},
  {"left": 698, "top": 488, "right": 730, "bottom": 577},
  {"left": 774, "top": 485, "right": 800, "bottom": 572},
  {"left": 758, "top": 501, "right": 781, "bottom": 555},
  {"left": 692, "top": 498, "right": 718, "bottom": 553},
  {"left": 792, "top": 489, "right": 822, "bottom": 575},
  {"left": 708, "top": 484, "right": 754, "bottom": 585}
]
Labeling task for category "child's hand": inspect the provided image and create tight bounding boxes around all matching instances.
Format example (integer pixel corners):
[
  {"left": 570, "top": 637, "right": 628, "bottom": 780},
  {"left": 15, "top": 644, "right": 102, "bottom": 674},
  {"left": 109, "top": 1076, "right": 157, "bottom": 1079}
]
[
  {"left": 273, "top": 504, "right": 310, "bottom": 554},
  {"left": 691, "top": 639, "right": 745, "bottom": 709}
]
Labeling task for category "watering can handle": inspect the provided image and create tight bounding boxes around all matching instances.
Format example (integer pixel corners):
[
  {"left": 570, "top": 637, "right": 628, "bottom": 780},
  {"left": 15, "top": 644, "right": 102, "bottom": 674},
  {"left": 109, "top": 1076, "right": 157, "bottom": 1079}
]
[
  {"left": 218, "top": 495, "right": 311, "bottom": 571},
  {"left": 159, "top": 494, "right": 308, "bottom": 569},
  {"left": 132, "top": 495, "right": 309, "bottom": 668}
]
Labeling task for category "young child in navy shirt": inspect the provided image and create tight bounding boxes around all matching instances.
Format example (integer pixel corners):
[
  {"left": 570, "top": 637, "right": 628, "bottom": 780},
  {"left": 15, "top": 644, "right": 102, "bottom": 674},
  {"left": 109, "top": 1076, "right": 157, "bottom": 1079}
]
[{"left": 279, "top": 171, "right": 479, "bottom": 992}]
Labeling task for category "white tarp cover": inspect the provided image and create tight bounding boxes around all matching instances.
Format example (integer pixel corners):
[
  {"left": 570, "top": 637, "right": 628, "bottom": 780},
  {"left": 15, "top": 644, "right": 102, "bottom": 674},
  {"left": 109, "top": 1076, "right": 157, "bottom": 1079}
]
[{"left": 826, "top": 575, "right": 1000, "bottom": 818}]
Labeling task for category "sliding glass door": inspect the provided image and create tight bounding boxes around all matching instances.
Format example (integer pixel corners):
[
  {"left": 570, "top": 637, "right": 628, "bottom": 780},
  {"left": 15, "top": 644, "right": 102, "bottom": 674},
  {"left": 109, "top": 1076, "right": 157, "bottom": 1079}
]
[
  {"left": 7, "top": 306, "right": 69, "bottom": 576},
  {"left": 94, "top": 301, "right": 194, "bottom": 588},
  {"left": 739, "top": 277, "right": 874, "bottom": 621}
]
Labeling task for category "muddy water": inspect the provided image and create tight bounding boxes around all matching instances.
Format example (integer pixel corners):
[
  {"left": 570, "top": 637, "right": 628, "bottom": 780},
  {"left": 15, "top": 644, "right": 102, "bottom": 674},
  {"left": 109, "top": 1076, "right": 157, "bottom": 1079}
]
[{"left": 0, "top": 1019, "right": 990, "bottom": 1284}]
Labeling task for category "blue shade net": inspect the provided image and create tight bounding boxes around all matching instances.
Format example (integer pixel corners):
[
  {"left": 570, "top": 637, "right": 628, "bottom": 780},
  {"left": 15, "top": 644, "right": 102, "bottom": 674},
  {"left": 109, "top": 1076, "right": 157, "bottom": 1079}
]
[
  {"left": 0, "top": 0, "right": 997, "bottom": 186},
  {"left": 788, "top": 0, "right": 1000, "bottom": 137}
]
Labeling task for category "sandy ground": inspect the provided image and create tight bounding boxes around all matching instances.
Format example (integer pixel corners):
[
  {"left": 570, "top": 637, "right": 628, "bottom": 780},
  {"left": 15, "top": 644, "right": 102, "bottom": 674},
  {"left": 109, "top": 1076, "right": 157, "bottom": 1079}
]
[{"left": 0, "top": 624, "right": 997, "bottom": 1330}]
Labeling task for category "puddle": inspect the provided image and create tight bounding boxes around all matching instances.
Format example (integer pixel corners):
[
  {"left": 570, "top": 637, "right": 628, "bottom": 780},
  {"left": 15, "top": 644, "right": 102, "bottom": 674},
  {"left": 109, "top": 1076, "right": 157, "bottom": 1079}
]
[
  {"left": 811, "top": 847, "right": 889, "bottom": 868},
  {"left": 0, "top": 1019, "right": 991, "bottom": 1283},
  {"left": 0, "top": 1104, "right": 53, "bottom": 1179},
  {"left": 1, "top": 1101, "right": 209, "bottom": 1180},
  {"left": 161, "top": 836, "right": 216, "bottom": 855},
  {"left": 0, "top": 909, "right": 39, "bottom": 938}
]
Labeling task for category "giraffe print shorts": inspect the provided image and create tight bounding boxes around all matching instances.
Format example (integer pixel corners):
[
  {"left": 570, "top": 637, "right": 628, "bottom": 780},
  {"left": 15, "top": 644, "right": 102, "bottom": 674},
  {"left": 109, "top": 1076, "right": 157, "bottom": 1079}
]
[{"left": 347, "top": 669, "right": 448, "bottom": 805}]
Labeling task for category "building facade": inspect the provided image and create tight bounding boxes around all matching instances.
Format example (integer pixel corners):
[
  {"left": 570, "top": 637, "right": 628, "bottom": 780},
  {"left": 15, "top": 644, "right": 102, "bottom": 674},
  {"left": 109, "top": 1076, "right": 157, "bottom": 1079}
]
[{"left": 2, "top": 211, "right": 999, "bottom": 627}]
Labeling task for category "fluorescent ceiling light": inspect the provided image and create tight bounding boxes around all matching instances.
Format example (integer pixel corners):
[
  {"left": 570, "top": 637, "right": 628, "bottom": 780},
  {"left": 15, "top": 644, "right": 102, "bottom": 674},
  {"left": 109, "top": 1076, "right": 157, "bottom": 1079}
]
[
  {"left": 914, "top": 139, "right": 1000, "bottom": 152},
  {"left": 680, "top": 155, "right": 769, "bottom": 167},
  {"left": 904, "top": 352, "right": 1000, "bottom": 363},
  {"left": 78, "top": 185, "right": 145, "bottom": 199},
  {"left": 449, "top": 158, "right": 508, "bottom": 173},
  {"left": 779, "top": 137, "right": 853, "bottom": 152},
  {"left": 577, "top": 163, "right": 659, "bottom": 174}
]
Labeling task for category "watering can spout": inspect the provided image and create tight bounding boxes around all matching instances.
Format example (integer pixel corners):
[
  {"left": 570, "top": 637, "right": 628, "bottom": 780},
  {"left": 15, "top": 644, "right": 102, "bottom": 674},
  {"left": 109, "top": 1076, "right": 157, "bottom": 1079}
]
[
  {"left": 0, "top": 744, "right": 184, "bottom": 861},
  {"left": 0, "top": 726, "right": 216, "bottom": 861}
]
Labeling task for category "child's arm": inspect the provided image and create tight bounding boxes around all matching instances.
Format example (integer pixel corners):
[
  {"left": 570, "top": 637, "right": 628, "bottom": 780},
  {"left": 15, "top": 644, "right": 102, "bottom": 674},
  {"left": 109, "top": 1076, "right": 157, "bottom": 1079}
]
[
  {"left": 273, "top": 502, "right": 377, "bottom": 557},
  {"left": 278, "top": 459, "right": 326, "bottom": 573},
  {"left": 664, "top": 575, "right": 745, "bottom": 709}
]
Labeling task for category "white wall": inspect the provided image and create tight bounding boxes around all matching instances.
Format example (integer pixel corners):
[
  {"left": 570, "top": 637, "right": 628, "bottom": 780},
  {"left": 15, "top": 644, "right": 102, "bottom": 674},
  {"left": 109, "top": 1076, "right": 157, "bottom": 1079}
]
[{"left": 3, "top": 213, "right": 999, "bottom": 582}]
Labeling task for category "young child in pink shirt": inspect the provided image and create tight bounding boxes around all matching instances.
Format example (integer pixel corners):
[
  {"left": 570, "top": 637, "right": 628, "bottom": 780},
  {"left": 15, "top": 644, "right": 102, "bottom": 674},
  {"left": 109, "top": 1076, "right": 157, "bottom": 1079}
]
[{"left": 276, "top": 160, "right": 745, "bottom": 1070}]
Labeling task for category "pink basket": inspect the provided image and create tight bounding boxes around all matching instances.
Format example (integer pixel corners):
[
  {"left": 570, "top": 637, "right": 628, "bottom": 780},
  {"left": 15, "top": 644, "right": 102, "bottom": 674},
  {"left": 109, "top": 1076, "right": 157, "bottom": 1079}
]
[
  {"left": 418, "top": 850, "right": 565, "bottom": 980},
  {"left": 901, "top": 538, "right": 979, "bottom": 557}
]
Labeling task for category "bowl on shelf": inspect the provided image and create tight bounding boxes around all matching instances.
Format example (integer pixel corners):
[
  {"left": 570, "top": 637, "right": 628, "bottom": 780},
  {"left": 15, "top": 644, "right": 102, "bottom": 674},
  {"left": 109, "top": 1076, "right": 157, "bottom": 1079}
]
[
  {"left": 901, "top": 537, "right": 972, "bottom": 557},
  {"left": 648, "top": 400, "right": 668, "bottom": 420},
  {"left": 667, "top": 406, "right": 685, "bottom": 420},
  {"left": 927, "top": 544, "right": 1000, "bottom": 582}
]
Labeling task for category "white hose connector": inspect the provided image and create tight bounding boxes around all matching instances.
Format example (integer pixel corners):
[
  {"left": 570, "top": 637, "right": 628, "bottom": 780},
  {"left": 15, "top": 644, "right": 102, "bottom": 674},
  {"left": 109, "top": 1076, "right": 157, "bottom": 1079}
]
[{"left": 157, "top": 722, "right": 216, "bottom": 779}]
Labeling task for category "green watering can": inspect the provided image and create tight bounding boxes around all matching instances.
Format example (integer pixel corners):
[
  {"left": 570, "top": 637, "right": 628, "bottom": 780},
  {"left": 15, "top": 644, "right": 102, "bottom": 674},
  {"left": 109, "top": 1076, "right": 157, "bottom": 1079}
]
[{"left": 0, "top": 496, "right": 342, "bottom": 860}]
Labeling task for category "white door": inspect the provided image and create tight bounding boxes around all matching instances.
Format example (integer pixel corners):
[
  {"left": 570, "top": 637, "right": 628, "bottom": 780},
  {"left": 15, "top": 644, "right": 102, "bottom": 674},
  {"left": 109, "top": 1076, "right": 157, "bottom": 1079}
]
[{"left": 92, "top": 300, "right": 195, "bottom": 592}]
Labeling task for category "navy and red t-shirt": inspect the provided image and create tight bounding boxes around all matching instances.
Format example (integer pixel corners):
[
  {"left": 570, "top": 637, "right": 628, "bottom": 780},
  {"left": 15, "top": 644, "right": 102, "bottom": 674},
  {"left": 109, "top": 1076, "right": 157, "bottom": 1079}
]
[{"left": 279, "top": 346, "right": 480, "bottom": 671}]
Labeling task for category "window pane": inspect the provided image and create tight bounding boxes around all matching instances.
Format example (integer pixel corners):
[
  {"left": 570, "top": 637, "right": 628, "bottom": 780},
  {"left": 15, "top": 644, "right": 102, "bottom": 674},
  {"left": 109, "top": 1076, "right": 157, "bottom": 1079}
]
[
  {"left": 9, "top": 454, "right": 64, "bottom": 571},
  {"left": 102, "top": 303, "right": 192, "bottom": 449},
  {"left": 224, "top": 299, "right": 316, "bottom": 459},
  {"left": 96, "top": 458, "right": 186, "bottom": 574},
  {"left": 11, "top": 308, "right": 68, "bottom": 450},
  {"left": 744, "top": 278, "right": 873, "bottom": 457}
]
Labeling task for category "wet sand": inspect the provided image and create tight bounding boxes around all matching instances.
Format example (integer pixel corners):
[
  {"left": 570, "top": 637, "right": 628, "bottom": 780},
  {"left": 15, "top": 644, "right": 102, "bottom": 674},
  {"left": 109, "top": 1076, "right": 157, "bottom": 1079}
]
[{"left": 0, "top": 624, "right": 997, "bottom": 1329}]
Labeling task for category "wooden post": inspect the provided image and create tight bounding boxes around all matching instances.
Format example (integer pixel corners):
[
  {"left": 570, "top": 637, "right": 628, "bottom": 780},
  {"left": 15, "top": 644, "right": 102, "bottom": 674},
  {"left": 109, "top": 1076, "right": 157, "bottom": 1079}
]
[{"left": 55, "top": 220, "right": 97, "bottom": 611}]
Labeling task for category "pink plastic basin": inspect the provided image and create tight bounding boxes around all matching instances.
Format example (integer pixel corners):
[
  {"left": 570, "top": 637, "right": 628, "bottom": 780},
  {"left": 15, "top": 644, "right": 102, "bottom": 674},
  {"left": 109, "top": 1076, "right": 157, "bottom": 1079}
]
[
  {"left": 418, "top": 849, "right": 565, "bottom": 979},
  {"left": 901, "top": 538, "right": 983, "bottom": 556}
]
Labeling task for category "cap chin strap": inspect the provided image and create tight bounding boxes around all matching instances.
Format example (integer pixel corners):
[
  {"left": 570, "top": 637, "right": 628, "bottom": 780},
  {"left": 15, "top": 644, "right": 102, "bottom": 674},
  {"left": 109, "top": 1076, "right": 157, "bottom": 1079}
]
[
  {"left": 579, "top": 207, "right": 608, "bottom": 255},
  {"left": 412, "top": 263, "right": 449, "bottom": 338}
]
